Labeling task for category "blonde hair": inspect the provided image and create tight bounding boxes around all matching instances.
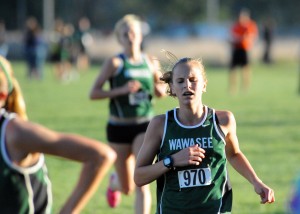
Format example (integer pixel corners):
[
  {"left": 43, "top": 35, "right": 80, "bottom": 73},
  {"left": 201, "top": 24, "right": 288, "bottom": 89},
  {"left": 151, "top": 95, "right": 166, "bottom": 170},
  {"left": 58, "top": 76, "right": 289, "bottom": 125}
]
[
  {"left": 0, "top": 56, "right": 28, "bottom": 120},
  {"left": 114, "top": 14, "right": 142, "bottom": 43},
  {"left": 160, "top": 50, "right": 207, "bottom": 97}
]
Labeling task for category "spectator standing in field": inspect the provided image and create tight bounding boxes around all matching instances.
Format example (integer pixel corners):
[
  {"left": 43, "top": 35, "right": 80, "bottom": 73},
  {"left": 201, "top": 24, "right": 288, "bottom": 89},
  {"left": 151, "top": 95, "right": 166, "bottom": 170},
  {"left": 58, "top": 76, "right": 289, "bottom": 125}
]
[
  {"left": 135, "top": 53, "right": 275, "bottom": 213},
  {"left": 0, "top": 20, "right": 9, "bottom": 57},
  {"left": 49, "top": 19, "right": 64, "bottom": 77},
  {"left": 261, "top": 17, "right": 274, "bottom": 64},
  {"left": 89, "top": 14, "right": 166, "bottom": 214},
  {"left": 52, "top": 23, "right": 79, "bottom": 83},
  {"left": 74, "top": 17, "right": 93, "bottom": 71},
  {"left": 58, "top": 23, "right": 76, "bottom": 82},
  {"left": 24, "top": 17, "right": 47, "bottom": 80},
  {"left": 0, "top": 56, "right": 116, "bottom": 213},
  {"left": 229, "top": 9, "right": 258, "bottom": 94}
]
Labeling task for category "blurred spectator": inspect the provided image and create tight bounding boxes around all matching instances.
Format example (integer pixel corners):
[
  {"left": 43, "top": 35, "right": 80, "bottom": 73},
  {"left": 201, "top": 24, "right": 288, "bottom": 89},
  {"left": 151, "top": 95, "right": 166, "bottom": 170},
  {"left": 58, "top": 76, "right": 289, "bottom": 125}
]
[
  {"left": 49, "top": 20, "right": 80, "bottom": 83},
  {"left": 24, "top": 17, "right": 47, "bottom": 80},
  {"left": 55, "top": 23, "right": 79, "bottom": 82},
  {"left": 261, "top": 17, "right": 274, "bottom": 64},
  {"left": 73, "top": 17, "right": 93, "bottom": 71},
  {"left": 0, "top": 20, "right": 8, "bottom": 57},
  {"left": 49, "top": 19, "right": 64, "bottom": 67},
  {"left": 228, "top": 9, "right": 258, "bottom": 94}
]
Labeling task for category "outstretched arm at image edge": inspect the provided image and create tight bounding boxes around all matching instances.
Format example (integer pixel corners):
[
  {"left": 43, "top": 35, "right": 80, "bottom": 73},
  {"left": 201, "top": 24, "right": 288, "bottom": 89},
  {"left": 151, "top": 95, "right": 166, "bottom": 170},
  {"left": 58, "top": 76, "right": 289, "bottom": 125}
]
[{"left": 10, "top": 118, "right": 117, "bottom": 214}]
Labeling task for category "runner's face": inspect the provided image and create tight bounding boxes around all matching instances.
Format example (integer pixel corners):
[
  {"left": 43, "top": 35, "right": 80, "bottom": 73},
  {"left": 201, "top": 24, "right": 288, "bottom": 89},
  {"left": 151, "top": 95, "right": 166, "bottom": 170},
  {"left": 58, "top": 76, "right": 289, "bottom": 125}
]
[
  {"left": 171, "top": 62, "right": 206, "bottom": 106},
  {"left": 119, "top": 23, "right": 142, "bottom": 48}
]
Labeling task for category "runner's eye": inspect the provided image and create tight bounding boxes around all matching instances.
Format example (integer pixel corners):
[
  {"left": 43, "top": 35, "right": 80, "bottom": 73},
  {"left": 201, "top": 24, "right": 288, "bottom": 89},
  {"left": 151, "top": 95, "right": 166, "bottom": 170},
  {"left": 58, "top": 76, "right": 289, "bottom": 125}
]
[
  {"left": 176, "top": 78, "right": 184, "bottom": 84},
  {"left": 189, "top": 77, "right": 197, "bottom": 82}
]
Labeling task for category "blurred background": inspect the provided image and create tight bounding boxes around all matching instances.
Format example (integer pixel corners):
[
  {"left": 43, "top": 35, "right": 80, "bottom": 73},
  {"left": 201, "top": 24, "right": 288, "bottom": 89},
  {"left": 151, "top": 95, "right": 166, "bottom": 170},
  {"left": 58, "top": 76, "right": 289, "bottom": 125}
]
[{"left": 0, "top": 0, "right": 299, "bottom": 65}]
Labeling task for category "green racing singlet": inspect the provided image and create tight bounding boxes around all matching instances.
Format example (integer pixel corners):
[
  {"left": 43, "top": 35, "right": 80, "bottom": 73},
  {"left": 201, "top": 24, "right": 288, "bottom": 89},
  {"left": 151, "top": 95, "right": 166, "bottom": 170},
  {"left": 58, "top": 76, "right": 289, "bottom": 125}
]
[
  {"left": 109, "top": 53, "right": 154, "bottom": 119},
  {"left": 156, "top": 106, "right": 232, "bottom": 214}
]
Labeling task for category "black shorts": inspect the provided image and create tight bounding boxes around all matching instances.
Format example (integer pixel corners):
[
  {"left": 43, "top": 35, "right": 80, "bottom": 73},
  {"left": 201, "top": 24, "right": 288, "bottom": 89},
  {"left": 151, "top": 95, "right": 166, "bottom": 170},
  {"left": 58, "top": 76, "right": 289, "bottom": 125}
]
[
  {"left": 106, "top": 121, "right": 150, "bottom": 144},
  {"left": 230, "top": 48, "right": 249, "bottom": 69}
]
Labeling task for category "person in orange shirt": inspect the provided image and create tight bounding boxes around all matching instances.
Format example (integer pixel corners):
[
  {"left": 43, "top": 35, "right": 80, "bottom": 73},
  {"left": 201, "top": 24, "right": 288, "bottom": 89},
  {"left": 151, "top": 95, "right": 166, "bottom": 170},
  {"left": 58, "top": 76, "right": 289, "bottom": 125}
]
[{"left": 229, "top": 9, "right": 258, "bottom": 94}]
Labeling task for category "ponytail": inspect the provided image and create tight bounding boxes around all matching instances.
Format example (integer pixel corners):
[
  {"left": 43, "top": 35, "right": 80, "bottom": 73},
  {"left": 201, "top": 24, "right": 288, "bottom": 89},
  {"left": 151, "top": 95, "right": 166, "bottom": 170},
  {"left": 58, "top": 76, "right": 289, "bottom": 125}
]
[{"left": 0, "top": 56, "right": 28, "bottom": 120}]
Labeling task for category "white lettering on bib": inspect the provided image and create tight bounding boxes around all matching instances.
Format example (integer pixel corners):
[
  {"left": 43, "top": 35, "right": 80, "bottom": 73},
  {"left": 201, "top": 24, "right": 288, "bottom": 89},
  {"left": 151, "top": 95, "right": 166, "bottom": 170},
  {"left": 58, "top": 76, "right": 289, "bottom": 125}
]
[
  {"left": 129, "top": 91, "right": 149, "bottom": 105},
  {"left": 178, "top": 167, "right": 212, "bottom": 188}
]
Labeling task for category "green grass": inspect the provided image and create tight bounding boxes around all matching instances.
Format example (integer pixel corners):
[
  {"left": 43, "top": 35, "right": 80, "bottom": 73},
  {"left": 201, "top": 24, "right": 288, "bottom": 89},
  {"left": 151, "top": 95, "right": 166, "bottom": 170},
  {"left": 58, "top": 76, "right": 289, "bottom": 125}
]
[{"left": 11, "top": 60, "right": 300, "bottom": 214}]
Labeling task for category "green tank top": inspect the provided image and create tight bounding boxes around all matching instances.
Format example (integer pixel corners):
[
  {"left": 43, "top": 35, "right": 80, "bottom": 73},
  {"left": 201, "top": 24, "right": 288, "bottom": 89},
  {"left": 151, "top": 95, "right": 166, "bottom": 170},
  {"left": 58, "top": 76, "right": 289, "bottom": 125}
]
[
  {"left": 109, "top": 53, "right": 154, "bottom": 119},
  {"left": 0, "top": 109, "right": 52, "bottom": 214},
  {"left": 156, "top": 106, "right": 232, "bottom": 214}
]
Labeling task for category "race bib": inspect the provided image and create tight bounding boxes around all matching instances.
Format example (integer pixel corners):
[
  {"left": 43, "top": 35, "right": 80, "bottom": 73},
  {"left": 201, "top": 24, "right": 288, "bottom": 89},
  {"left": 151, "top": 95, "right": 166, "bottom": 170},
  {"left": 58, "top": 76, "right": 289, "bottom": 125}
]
[
  {"left": 178, "top": 167, "right": 212, "bottom": 188},
  {"left": 129, "top": 91, "right": 149, "bottom": 105}
]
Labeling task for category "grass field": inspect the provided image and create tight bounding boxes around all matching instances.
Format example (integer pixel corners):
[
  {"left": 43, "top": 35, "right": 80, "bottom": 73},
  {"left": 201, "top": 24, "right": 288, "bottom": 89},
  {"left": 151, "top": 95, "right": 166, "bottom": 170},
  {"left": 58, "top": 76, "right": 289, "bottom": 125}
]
[{"left": 10, "top": 59, "right": 300, "bottom": 214}]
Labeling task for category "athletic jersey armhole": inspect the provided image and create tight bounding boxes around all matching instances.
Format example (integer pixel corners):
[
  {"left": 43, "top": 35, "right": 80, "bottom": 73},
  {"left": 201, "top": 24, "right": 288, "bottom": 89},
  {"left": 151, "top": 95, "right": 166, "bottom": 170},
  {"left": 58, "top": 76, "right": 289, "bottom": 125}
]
[
  {"left": 1, "top": 113, "right": 16, "bottom": 169},
  {"left": 0, "top": 112, "right": 45, "bottom": 174},
  {"left": 159, "top": 110, "right": 169, "bottom": 152},
  {"left": 212, "top": 109, "right": 226, "bottom": 145}
]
